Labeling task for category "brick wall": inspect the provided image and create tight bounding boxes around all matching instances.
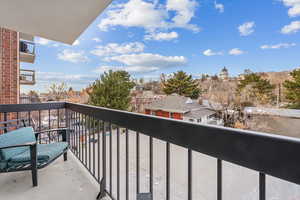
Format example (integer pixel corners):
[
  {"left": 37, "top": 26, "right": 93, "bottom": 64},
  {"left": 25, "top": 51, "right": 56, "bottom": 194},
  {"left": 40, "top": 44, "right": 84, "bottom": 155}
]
[{"left": 0, "top": 27, "right": 19, "bottom": 105}]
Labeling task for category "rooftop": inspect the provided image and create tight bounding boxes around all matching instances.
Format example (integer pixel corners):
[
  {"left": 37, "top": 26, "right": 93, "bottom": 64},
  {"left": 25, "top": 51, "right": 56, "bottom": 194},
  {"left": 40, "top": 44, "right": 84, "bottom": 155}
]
[
  {"left": 145, "top": 94, "right": 208, "bottom": 113},
  {"left": 244, "top": 107, "right": 300, "bottom": 119}
]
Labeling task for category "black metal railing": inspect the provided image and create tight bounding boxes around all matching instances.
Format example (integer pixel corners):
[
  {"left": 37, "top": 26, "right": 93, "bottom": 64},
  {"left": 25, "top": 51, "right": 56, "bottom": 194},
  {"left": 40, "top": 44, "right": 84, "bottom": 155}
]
[{"left": 1, "top": 102, "right": 300, "bottom": 200}]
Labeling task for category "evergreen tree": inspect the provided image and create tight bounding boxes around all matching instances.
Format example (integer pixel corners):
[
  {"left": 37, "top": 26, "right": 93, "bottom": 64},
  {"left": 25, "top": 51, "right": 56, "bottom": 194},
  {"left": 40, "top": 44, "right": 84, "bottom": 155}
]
[
  {"left": 283, "top": 69, "right": 300, "bottom": 108},
  {"left": 88, "top": 70, "right": 135, "bottom": 111},
  {"left": 161, "top": 71, "right": 201, "bottom": 99},
  {"left": 237, "top": 73, "right": 275, "bottom": 105}
]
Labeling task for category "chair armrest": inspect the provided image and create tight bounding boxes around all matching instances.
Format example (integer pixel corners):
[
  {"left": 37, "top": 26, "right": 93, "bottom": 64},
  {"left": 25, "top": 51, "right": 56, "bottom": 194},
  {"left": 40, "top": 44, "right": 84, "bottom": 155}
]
[{"left": 0, "top": 141, "right": 36, "bottom": 150}]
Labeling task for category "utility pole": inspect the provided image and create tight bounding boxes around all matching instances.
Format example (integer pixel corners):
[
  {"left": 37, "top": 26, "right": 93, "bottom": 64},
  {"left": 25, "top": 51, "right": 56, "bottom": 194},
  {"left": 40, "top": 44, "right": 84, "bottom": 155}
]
[{"left": 276, "top": 83, "right": 281, "bottom": 108}]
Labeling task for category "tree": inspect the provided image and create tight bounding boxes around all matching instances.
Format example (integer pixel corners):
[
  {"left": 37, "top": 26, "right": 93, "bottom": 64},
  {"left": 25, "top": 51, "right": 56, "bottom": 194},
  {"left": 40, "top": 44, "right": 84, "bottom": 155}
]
[
  {"left": 237, "top": 73, "right": 275, "bottom": 105},
  {"left": 161, "top": 71, "right": 201, "bottom": 99},
  {"left": 48, "top": 82, "right": 68, "bottom": 101},
  {"left": 88, "top": 70, "right": 135, "bottom": 111},
  {"left": 28, "top": 90, "right": 41, "bottom": 103},
  {"left": 283, "top": 68, "right": 300, "bottom": 108},
  {"left": 139, "top": 78, "right": 144, "bottom": 85}
]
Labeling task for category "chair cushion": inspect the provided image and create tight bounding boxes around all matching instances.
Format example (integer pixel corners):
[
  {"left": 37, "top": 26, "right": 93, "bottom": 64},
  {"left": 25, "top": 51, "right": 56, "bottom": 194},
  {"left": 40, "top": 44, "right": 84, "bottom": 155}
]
[
  {"left": 8, "top": 142, "right": 68, "bottom": 166},
  {"left": 0, "top": 127, "right": 35, "bottom": 161},
  {"left": 0, "top": 160, "right": 7, "bottom": 170}
]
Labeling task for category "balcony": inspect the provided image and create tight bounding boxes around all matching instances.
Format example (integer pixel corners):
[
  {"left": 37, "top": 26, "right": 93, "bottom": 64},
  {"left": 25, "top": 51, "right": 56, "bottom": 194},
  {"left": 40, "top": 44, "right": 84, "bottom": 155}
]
[
  {"left": 20, "top": 33, "right": 34, "bottom": 42},
  {"left": 0, "top": 102, "right": 300, "bottom": 200},
  {"left": 19, "top": 69, "right": 36, "bottom": 85},
  {"left": 20, "top": 40, "right": 35, "bottom": 63}
]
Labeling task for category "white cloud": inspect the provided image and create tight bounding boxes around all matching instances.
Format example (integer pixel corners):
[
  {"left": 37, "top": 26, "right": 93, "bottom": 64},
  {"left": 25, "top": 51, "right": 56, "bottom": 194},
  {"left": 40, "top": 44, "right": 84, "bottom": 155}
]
[
  {"left": 101, "top": 53, "right": 187, "bottom": 73},
  {"left": 144, "top": 31, "right": 179, "bottom": 41},
  {"left": 98, "top": 0, "right": 168, "bottom": 31},
  {"left": 57, "top": 49, "right": 89, "bottom": 63},
  {"left": 52, "top": 43, "right": 61, "bottom": 47},
  {"left": 203, "top": 49, "right": 223, "bottom": 56},
  {"left": 281, "top": 21, "right": 300, "bottom": 34},
  {"left": 72, "top": 40, "right": 80, "bottom": 46},
  {"left": 91, "top": 42, "right": 145, "bottom": 57},
  {"left": 282, "top": 0, "right": 300, "bottom": 17},
  {"left": 33, "top": 72, "right": 97, "bottom": 91},
  {"left": 37, "top": 72, "right": 96, "bottom": 83},
  {"left": 229, "top": 48, "right": 245, "bottom": 55},
  {"left": 93, "top": 66, "right": 116, "bottom": 74},
  {"left": 35, "top": 37, "right": 51, "bottom": 45},
  {"left": 238, "top": 21, "right": 255, "bottom": 36},
  {"left": 98, "top": 0, "right": 199, "bottom": 32},
  {"left": 260, "top": 43, "right": 296, "bottom": 49},
  {"left": 92, "top": 37, "right": 102, "bottom": 42},
  {"left": 166, "top": 0, "right": 199, "bottom": 32},
  {"left": 94, "top": 65, "right": 159, "bottom": 74},
  {"left": 214, "top": 1, "right": 224, "bottom": 13},
  {"left": 105, "top": 53, "right": 187, "bottom": 68}
]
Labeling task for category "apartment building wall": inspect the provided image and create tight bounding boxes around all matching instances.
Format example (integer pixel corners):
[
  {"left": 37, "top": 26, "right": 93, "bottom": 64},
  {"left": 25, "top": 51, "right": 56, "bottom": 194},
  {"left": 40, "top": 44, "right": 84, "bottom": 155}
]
[{"left": 0, "top": 27, "right": 19, "bottom": 105}]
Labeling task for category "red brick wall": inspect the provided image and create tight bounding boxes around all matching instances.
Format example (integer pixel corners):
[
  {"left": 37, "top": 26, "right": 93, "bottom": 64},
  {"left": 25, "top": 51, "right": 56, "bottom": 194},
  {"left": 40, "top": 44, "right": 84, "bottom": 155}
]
[
  {"left": 0, "top": 27, "right": 19, "bottom": 105},
  {"left": 0, "top": 27, "right": 19, "bottom": 123}
]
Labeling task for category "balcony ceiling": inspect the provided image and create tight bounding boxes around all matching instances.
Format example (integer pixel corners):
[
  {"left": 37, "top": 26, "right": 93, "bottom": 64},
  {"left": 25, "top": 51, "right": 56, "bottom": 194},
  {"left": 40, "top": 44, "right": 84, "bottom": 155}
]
[{"left": 0, "top": 0, "right": 112, "bottom": 44}]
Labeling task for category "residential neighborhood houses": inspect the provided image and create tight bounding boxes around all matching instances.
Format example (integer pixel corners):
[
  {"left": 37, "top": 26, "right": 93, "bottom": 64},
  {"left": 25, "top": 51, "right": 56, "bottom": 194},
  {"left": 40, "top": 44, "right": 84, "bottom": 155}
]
[{"left": 19, "top": 66, "right": 300, "bottom": 138}]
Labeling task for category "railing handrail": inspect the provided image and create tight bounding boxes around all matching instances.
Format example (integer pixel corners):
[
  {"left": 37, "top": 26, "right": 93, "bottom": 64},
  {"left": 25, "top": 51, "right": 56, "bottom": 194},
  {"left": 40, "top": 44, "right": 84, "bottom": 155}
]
[
  {"left": 66, "top": 102, "right": 300, "bottom": 186},
  {"left": 0, "top": 102, "right": 65, "bottom": 112},
  {"left": 1, "top": 102, "right": 300, "bottom": 186}
]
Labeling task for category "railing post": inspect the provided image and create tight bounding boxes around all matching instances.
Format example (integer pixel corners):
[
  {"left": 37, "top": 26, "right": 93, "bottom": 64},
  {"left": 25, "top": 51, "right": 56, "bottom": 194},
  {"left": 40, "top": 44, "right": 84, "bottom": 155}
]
[
  {"left": 65, "top": 108, "right": 70, "bottom": 144},
  {"left": 3, "top": 112, "right": 8, "bottom": 133},
  {"left": 97, "top": 121, "right": 107, "bottom": 200}
]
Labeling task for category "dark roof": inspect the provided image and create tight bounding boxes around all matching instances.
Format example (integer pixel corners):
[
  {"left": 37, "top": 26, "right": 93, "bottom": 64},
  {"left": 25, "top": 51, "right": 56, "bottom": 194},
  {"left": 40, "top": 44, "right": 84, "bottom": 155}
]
[
  {"left": 145, "top": 95, "right": 204, "bottom": 113},
  {"left": 145, "top": 94, "right": 216, "bottom": 118}
]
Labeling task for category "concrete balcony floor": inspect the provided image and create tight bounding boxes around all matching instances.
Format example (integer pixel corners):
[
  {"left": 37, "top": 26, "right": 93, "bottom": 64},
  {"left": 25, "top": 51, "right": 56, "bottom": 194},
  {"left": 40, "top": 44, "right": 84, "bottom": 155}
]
[{"left": 0, "top": 152, "right": 105, "bottom": 200}]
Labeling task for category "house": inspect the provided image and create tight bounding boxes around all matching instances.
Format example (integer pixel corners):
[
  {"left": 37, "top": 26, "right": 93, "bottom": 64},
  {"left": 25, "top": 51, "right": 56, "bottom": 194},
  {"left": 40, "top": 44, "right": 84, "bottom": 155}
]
[
  {"left": 145, "top": 94, "right": 223, "bottom": 125},
  {"left": 219, "top": 67, "right": 229, "bottom": 80},
  {"left": 131, "top": 90, "right": 165, "bottom": 113},
  {"left": 244, "top": 107, "right": 300, "bottom": 138}
]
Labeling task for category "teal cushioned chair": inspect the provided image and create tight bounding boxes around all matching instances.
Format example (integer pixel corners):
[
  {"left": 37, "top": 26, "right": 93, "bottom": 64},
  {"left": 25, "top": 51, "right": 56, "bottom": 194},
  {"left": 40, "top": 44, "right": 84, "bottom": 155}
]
[{"left": 0, "top": 125, "right": 69, "bottom": 187}]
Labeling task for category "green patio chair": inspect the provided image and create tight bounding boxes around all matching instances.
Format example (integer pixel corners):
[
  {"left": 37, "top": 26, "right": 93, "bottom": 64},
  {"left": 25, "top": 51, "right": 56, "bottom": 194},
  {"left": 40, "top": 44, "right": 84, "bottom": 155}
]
[{"left": 0, "top": 122, "right": 69, "bottom": 187}]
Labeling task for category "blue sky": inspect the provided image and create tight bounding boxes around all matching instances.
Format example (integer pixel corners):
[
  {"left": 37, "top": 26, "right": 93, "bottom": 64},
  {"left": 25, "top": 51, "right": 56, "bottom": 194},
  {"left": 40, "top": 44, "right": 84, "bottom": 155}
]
[{"left": 21, "top": 0, "right": 300, "bottom": 93}]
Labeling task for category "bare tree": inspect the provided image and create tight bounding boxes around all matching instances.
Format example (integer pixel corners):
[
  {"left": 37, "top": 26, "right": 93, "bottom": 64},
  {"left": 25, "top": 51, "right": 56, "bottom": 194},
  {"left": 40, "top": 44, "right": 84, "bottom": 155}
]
[{"left": 48, "top": 82, "right": 68, "bottom": 101}]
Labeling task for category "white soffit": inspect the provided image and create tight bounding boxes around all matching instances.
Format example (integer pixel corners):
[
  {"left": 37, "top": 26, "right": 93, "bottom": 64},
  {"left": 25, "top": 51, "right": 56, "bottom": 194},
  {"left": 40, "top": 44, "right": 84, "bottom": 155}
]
[{"left": 0, "top": 0, "right": 112, "bottom": 44}]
